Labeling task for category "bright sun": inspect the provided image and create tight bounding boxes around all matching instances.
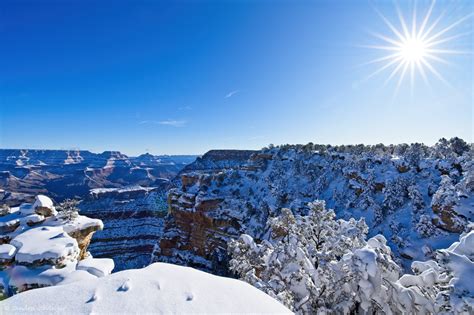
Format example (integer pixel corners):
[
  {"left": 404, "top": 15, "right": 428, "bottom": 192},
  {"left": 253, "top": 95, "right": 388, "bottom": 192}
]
[
  {"left": 365, "top": 0, "right": 471, "bottom": 92},
  {"left": 400, "top": 38, "right": 427, "bottom": 62}
]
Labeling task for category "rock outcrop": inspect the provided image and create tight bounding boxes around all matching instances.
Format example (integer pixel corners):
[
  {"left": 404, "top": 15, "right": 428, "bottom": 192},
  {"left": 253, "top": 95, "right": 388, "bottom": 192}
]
[
  {"left": 157, "top": 185, "right": 236, "bottom": 273},
  {"left": 152, "top": 152, "right": 269, "bottom": 273},
  {"left": 0, "top": 195, "right": 112, "bottom": 298},
  {"left": 179, "top": 150, "right": 258, "bottom": 174}
]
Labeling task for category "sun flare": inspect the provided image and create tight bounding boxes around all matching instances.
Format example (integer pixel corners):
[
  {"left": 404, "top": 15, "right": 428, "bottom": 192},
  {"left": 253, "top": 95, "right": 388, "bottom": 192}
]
[
  {"left": 365, "top": 0, "right": 471, "bottom": 93},
  {"left": 400, "top": 38, "right": 427, "bottom": 62}
]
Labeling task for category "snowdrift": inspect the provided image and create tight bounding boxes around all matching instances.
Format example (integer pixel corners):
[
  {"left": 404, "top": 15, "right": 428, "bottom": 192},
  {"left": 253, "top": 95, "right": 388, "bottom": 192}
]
[{"left": 0, "top": 262, "right": 292, "bottom": 314}]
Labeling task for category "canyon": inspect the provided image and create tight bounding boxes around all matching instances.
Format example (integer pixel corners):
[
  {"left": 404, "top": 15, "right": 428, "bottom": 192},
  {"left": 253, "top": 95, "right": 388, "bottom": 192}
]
[
  {"left": 1, "top": 140, "right": 473, "bottom": 276},
  {"left": 0, "top": 149, "right": 196, "bottom": 205},
  {"left": 0, "top": 149, "right": 196, "bottom": 271},
  {"left": 153, "top": 140, "right": 473, "bottom": 274}
]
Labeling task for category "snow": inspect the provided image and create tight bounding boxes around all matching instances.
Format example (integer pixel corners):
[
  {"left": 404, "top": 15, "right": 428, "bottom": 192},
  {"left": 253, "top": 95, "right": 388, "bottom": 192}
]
[
  {"left": 393, "top": 230, "right": 474, "bottom": 313},
  {"left": 33, "top": 195, "right": 54, "bottom": 210},
  {"left": 24, "top": 214, "right": 45, "bottom": 225},
  {"left": 89, "top": 185, "right": 157, "bottom": 197},
  {"left": 60, "top": 215, "right": 104, "bottom": 234},
  {"left": 10, "top": 226, "right": 79, "bottom": 265},
  {"left": 77, "top": 256, "right": 114, "bottom": 277},
  {"left": 446, "top": 252, "right": 474, "bottom": 295},
  {"left": 0, "top": 219, "right": 20, "bottom": 231},
  {"left": 448, "top": 229, "right": 474, "bottom": 258},
  {"left": 354, "top": 247, "right": 378, "bottom": 277},
  {"left": 0, "top": 244, "right": 16, "bottom": 260},
  {"left": 7, "top": 262, "right": 78, "bottom": 290},
  {"left": 443, "top": 230, "right": 474, "bottom": 311},
  {"left": 1, "top": 262, "right": 292, "bottom": 314},
  {"left": 19, "top": 203, "right": 35, "bottom": 215}
]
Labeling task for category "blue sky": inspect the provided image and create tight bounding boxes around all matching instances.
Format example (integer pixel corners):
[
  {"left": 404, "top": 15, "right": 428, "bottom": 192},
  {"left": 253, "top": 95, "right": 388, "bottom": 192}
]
[{"left": 0, "top": 0, "right": 472, "bottom": 155}]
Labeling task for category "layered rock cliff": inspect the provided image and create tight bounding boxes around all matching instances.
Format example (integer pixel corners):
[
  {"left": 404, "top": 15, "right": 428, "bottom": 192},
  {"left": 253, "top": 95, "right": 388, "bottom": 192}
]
[
  {"left": 153, "top": 139, "right": 473, "bottom": 273},
  {"left": 79, "top": 186, "right": 168, "bottom": 271},
  {"left": 179, "top": 150, "right": 258, "bottom": 174}
]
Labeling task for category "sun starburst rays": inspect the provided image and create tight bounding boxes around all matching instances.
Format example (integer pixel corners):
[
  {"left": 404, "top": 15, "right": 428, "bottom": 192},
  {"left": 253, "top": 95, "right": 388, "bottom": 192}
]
[{"left": 364, "top": 1, "right": 471, "bottom": 93}]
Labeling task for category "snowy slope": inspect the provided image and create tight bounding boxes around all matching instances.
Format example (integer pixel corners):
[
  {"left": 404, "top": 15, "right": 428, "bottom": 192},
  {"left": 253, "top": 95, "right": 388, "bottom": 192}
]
[{"left": 0, "top": 262, "right": 292, "bottom": 314}]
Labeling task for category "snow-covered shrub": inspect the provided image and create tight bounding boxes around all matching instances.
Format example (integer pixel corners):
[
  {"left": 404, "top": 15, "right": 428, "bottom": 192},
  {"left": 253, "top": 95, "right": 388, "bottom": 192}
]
[
  {"left": 395, "top": 230, "right": 474, "bottom": 314},
  {"left": 416, "top": 214, "right": 439, "bottom": 238},
  {"left": 382, "top": 177, "right": 409, "bottom": 215},
  {"left": 408, "top": 184, "right": 425, "bottom": 212},
  {"left": 431, "top": 175, "right": 458, "bottom": 210},
  {"left": 343, "top": 235, "right": 402, "bottom": 313},
  {"left": 230, "top": 201, "right": 474, "bottom": 314},
  {"left": 56, "top": 199, "right": 80, "bottom": 221},
  {"left": 404, "top": 143, "right": 428, "bottom": 169},
  {"left": 456, "top": 169, "right": 474, "bottom": 197},
  {"left": 448, "top": 137, "right": 470, "bottom": 157},
  {"left": 0, "top": 204, "right": 10, "bottom": 216},
  {"left": 431, "top": 175, "right": 467, "bottom": 233},
  {"left": 228, "top": 201, "right": 412, "bottom": 314}
]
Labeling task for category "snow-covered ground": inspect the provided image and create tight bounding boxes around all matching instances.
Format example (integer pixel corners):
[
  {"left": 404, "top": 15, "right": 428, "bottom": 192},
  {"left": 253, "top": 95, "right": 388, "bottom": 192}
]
[
  {"left": 89, "top": 185, "right": 158, "bottom": 197},
  {"left": 0, "top": 262, "right": 292, "bottom": 314}
]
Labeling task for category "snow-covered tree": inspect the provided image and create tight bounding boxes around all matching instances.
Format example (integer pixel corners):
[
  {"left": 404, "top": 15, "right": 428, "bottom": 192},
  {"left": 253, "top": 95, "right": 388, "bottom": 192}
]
[
  {"left": 0, "top": 204, "right": 10, "bottom": 216},
  {"left": 383, "top": 177, "right": 409, "bottom": 215},
  {"left": 432, "top": 176, "right": 458, "bottom": 209},
  {"left": 230, "top": 200, "right": 474, "bottom": 314},
  {"left": 408, "top": 184, "right": 425, "bottom": 212},
  {"left": 448, "top": 137, "right": 470, "bottom": 157},
  {"left": 416, "top": 214, "right": 438, "bottom": 238},
  {"left": 56, "top": 199, "right": 80, "bottom": 221},
  {"left": 228, "top": 201, "right": 412, "bottom": 314},
  {"left": 431, "top": 138, "right": 452, "bottom": 159},
  {"left": 431, "top": 175, "right": 467, "bottom": 233},
  {"left": 404, "top": 143, "right": 428, "bottom": 169}
]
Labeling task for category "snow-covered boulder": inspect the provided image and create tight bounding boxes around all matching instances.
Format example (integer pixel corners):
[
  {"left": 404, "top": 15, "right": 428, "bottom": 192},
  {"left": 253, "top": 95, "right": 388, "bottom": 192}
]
[
  {"left": 33, "top": 195, "right": 57, "bottom": 217},
  {"left": 0, "top": 195, "right": 113, "bottom": 298},
  {"left": 0, "top": 218, "right": 20, "bottom": 234},
  {"left": 19, "top": 203, "right": 35, "bottom": 215},
  {"left": 25, "top": 214, "right": 45, "bottom": 226},
  {"left": 0, "top": 244, "right": 16, "bottom": 265},
  {"left": 11, "top": 226, "right": 79, "bottom": 267},
  {"left": 1, "top": 262, "right": 292, "bottom": 314}
]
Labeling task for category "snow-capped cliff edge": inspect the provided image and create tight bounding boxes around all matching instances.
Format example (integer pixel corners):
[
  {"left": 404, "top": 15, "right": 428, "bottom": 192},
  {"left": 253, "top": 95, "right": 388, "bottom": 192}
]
[{"left": 0, "top": 195, "right": 113, "bottom": 298}]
